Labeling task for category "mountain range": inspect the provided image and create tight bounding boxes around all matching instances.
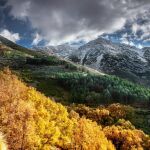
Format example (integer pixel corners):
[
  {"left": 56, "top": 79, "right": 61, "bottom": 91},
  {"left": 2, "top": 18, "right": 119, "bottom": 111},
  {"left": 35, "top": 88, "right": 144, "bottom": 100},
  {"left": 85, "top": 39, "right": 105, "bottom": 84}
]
[{"left": 33, "top": 37, "right": 150, "bottom": 86}]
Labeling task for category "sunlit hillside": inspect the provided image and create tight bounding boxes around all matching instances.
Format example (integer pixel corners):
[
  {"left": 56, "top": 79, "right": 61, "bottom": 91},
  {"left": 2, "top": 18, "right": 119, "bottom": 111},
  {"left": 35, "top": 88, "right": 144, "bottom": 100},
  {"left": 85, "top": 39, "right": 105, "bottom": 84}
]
[{"left": 0, "top": 68, "right": 150, "bottom": 150}]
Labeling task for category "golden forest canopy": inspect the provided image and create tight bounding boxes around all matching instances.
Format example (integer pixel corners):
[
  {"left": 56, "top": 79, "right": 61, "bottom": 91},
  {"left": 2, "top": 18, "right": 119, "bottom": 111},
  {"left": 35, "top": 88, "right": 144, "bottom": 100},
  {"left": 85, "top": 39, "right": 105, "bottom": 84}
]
[{"left": 0, "top": 68, "right": 149, "bottom": 150}]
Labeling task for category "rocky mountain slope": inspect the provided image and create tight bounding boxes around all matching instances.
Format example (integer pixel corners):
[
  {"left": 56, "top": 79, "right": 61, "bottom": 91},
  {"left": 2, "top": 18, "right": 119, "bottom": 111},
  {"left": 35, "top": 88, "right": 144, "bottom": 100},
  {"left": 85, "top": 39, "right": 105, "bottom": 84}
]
[
  {"left": 70, "top": 38, "right": 150, "bottom": 86},
  {"left": 143, "top": 47, "right": 150, "bottom": 63},
  {"left": 76, "top": 38, "right": 146, "bottom": 83},
  {"left": 33, "top": 37, "right": 150, "bottom": 86}
]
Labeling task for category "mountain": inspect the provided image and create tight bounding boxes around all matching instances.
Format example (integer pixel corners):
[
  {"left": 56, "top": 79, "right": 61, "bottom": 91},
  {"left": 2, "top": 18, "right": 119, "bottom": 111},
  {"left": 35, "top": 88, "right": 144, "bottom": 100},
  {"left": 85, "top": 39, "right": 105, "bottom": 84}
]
[
  {"left": 33, "top": 43, "right": 77, "bottom": 58},
  {"left": 0, "top": 35, "right": 38, "bottom": 56},
  {"left": 143, "top": 47, "right": 150, "bottom": 63},
  {"left": 33, "top": 37, "right": 150, "bottom": 86},
  {"left": 69, "top": 37, "right": 150, "bottom": 86}
]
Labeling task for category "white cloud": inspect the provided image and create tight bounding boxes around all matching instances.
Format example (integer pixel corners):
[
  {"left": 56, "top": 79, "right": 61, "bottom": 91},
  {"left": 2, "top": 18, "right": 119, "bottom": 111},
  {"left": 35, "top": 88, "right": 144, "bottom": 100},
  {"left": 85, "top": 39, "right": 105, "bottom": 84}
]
[
  {"left": 140, "top": 24, "right": 150, "bottom": 40},
  {"left": 120, "top": 33, "right": 135, "bottom": 46},
  {"left": 108, "top": 18, "right": 126, "bottom": 33},
  {"left": 6, "top": 0, "right": 128, "bottom": 45},
  {"left": 47, "top": 29, "right": 104, "bottom": 46},
  {"left": 137, "top": 44, "right": 143, "bottom": 49},
  {"left": 130, "top": 9, "right": 150, "bottom": 42},
  {"left": 120, "top": 33, "right": 144, "bottom": 49},
  {"left": 6, "top": 0, "right": 150, "bottom": 45},
  {"left": 0, "top": 29, "right": 20, "bottom": 42},
  {"left": 132, "top": 23, "right": 140, "bottom": 35},
  {"left": 32, "top": 33, "right": 42, "bottom": 45}
]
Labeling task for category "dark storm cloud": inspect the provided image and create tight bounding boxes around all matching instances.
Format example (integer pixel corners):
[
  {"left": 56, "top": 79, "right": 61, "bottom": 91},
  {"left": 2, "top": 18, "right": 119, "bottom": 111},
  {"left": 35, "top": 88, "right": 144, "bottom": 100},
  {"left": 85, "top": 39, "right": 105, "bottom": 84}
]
[{"left": 5, "top": 0, "right": 150, "bottom": 45}]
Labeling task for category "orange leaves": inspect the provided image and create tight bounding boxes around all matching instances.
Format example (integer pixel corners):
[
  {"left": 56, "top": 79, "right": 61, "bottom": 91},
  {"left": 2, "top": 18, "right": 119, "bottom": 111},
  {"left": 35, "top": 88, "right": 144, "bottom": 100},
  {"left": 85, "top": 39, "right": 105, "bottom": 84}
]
[
  {"left": 0, "top": 69, "right": 74, "bottom": 149},
  {"left": 69, "top": 104, "right": 150, "bottom": 149},
  {"left": 70, "top": 103, "right": 135, "bottom": 126},
  {"left": 70, "top": 104, "right": 111, "bottom": 124},
  {"left": 72, "top": 118, "right": 115, "bottom": 150},
  {"left": 107, "top": 103, "right": 134, "bottom": 119},
  {"left": 104, "top": 125, "right": 150, "bottom": 150}
]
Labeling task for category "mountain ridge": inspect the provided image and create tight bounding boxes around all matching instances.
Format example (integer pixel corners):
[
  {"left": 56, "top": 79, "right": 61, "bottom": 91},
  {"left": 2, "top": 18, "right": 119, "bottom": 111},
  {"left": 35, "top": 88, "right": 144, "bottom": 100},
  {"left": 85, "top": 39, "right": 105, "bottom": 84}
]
[{"left": 33, "top": 37, "right": 150, "bottom": 86}]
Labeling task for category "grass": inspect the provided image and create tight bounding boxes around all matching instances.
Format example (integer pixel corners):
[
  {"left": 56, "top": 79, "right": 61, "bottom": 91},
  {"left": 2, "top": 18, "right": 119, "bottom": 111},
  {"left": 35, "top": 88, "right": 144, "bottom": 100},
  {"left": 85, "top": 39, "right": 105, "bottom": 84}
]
[{"left": 0, "top": 35, "right": 38, "bottom": 56}]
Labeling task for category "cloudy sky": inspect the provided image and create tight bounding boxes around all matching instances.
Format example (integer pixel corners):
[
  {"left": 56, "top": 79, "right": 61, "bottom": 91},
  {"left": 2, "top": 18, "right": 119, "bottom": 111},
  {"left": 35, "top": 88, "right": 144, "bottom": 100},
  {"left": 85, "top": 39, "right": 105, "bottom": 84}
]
[{"left": 0, "top": 0, "right": 150, "bottom": 48}]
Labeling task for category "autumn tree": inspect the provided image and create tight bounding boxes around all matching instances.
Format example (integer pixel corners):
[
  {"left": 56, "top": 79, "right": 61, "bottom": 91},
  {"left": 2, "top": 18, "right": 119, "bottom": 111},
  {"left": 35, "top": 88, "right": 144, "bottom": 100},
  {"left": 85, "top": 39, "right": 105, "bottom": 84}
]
[
  {"left": 71, "top": 118, "right": 115, "bottom": 150},
  {"left": 104, "top": 125, "right": 150, "bottom": 150},
  {"left": 0, "top": 69, "right": 75, "bottom": 149}
]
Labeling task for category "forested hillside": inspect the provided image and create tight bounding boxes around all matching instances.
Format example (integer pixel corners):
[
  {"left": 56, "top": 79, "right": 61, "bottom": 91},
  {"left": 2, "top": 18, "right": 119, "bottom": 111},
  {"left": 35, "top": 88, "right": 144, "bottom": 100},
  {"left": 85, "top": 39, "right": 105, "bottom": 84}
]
[{"left": 1, "top": 36, "right": 150, "bottom": 107}]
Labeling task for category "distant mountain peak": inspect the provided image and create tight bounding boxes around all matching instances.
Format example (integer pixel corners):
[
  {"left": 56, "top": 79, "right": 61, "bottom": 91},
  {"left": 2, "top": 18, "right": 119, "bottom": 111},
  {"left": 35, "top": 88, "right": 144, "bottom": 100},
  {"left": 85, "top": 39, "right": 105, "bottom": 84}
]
[{"left": 33, "top": 43, "right": 77, "bottom": 58}]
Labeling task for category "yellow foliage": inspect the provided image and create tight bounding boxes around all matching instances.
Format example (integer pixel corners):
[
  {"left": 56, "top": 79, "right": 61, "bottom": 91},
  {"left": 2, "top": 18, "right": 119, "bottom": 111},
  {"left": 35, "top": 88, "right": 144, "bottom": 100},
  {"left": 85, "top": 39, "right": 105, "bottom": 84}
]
[
  {"left": 107, "top": 103, "right": 134, "bottom": 119},
  {"left": 69, "top": 103, "right": 134, "bottom": 126},
  {"left": 0, "top": 133, "right": 7, "bottom": 150},
  {"left": 104, "top": 125, "right": 150, "bottom": 150},
  {"left": 71, "top": 118, "right": 115, "bottom": 150},
  {"left": 69, "top": 104, "right": 111, "bottom": 124},
  {"left": 69, "top": 104, "right": 150, "bottom": 150},
  {"left": 0, "top": 69, "right": 74, "bottom": 149}
]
